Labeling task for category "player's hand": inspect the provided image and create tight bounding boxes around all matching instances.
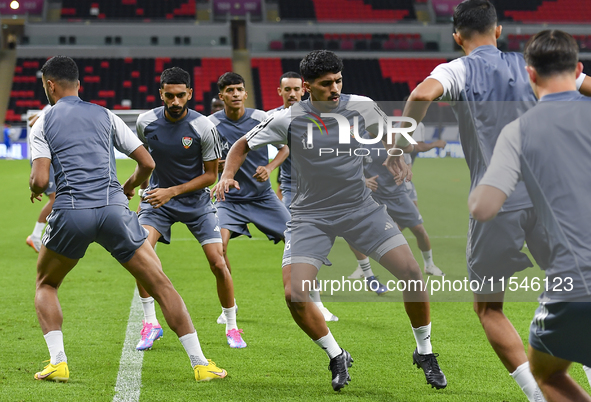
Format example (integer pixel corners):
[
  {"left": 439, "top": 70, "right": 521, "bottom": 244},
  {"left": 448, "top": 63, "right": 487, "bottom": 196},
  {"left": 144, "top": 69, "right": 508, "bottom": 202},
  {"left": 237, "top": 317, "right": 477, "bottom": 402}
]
[
  {"left": 30, "top": 191, "right": 42, "bottom": 203},
  {"left": 144, "top": 188, "right": 174, "bottom": 209},
  {"left": 218, "top": 159, "right": 225, "bottom": 173},
  {"left": 365, "top": 175, "right": 379, "bottom": 192},
  {"left": 383, "top": 153, "right": 412, "bottom": 185},
  {"left": 253, "top": 166, "right": 271, "bottom": 182},
  {"left": 122, "top": 182, "right": 136, "bottom": 200},
  {"left": 212, "top": 178, "right": 240, "bottom": 202},
  {"left": 434, "top": 140, "right": 447, "bottom": 148}
]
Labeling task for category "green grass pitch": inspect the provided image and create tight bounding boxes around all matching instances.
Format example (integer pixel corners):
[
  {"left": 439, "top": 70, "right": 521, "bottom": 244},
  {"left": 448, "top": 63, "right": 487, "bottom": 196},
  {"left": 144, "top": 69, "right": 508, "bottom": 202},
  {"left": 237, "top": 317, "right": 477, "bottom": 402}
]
[{"left": 1, "top": 158, "right": 589, "bottom": 401}]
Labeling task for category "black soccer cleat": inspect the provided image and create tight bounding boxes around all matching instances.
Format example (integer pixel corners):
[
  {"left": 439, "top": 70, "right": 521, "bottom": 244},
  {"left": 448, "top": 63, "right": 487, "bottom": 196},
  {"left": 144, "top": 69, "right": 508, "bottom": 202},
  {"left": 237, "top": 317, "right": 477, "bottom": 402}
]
[
  {"left": 413, "top": 348, "right": 447, "bottom": 389},
  {"left": 328, "top": 349, "right": 353, "bottom": 391}
]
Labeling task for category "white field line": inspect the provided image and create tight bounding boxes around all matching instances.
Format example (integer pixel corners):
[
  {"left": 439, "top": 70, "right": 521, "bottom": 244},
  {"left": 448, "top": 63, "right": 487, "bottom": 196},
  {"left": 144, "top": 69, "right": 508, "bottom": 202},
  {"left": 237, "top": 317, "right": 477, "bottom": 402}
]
[
  {"left": 171, "top": 235, "right": 467, "bottom": 242},
  {"left": 113, "top": 288, "right": 143, "bottom": 402}
]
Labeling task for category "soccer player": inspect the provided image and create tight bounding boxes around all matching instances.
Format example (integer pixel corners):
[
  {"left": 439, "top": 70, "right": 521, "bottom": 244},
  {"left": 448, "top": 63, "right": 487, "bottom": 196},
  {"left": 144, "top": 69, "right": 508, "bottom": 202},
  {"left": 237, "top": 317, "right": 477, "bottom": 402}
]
[
  {"left": 135, "top": 67, "right": 245, "bottom": 350},
  {"left": 398, "top": 1, "right": 591, "bottom": 400},
  {"left": 268, "top": 71, "right": 303, "bottom": 207},
  {"left": 29, "top": 56, "right": 226, "bottom": 382},
  {"left": 211, "top": 97, "right": 224, "bottom": 115},
  {"left": 269, "top": 71, "right": 338, "bottom": 322},
  {"left": 362, "top": 135, "right": 444, "bottom": 277},
  {"left": 469, "top": 30, "right": 591, "bottom": 402},
  {"left": 26, "top": 106, "right": 56, "bottom": 253},
  {"left": 213, "top": 50, "right": 446, "bottom": 392},
  {"left": 208, "top": 72, "right": 290, "bottom": 277}
]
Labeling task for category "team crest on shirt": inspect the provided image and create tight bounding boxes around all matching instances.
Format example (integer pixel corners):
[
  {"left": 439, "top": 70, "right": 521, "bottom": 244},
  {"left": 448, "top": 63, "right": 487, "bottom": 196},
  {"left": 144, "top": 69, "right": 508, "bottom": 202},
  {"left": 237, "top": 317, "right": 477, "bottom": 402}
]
[{"left": 182, "top": 137, "right": 193, "bottom": 149}]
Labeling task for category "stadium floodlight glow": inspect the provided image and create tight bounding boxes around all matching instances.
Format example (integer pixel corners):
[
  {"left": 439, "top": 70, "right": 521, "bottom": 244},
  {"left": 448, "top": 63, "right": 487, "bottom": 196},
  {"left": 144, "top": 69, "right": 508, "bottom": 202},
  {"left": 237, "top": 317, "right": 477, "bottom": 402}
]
[{"left": 10, "top": 1, "right": 19, "bottom": 10}]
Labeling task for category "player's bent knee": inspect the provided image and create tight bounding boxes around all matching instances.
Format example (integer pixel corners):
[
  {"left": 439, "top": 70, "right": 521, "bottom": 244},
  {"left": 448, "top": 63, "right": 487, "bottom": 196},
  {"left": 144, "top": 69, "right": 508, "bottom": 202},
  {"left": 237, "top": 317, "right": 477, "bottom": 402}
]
[{"left": 209, "top": 259, "right": 229, "bottom": 276}]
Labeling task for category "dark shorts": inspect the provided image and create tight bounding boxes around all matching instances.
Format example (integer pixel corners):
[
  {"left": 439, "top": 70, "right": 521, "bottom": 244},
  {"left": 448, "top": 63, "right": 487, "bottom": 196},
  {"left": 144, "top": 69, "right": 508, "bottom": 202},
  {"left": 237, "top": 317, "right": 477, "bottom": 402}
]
[
  {"left": 282, "top": 197, "right": 408, "bottom": 269},
  {"left": 529, "top": 301, "right": 591, "bottom": 366},
  {"left": 467, "top": 208, "right": 550, "bottom": 293},
  {"left": 138, "top": 197, "right": 221, "bottom": 245},
  {"left": 216, "top": 193, "right": 290, "bottom": 243},
  {"left": 371, "top": 192, "right": 423, "bottom": 230},
  {"left": 43, "top": 205, "right": 148, "bottom": 262}
]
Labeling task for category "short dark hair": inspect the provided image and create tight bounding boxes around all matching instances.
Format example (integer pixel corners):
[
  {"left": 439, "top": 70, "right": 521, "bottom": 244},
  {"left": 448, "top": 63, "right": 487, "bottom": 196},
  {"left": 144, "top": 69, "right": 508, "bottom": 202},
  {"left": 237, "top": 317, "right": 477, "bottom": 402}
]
[
  {"left": 279, "top": 71, "right": 302, "bottom": 85},
  {"left": 524, "top": 30, "right": 579, "bottom": 78},
  {"left": 217, "top": 72, "right": 245, "bottom": 92},
  {"left": 160, "top": 67, "right": 190, "bottom": 88},
  {"left": 299, "top": 50, "right": 343, "bottom": 82},
  {"left": 40, "top": 56, "right": 79, "bottom": 87},
  {"left": 453, "top": 0, "right": 497, "bottom": 39}
]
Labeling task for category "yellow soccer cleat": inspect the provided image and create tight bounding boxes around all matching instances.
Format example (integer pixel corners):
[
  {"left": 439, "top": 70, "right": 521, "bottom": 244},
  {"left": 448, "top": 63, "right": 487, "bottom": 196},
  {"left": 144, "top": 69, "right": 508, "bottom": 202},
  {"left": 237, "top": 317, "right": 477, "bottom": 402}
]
[
  {"left": 194, "top": 360, "right": 227, "bottom": 382},
  {"left": 34, "top": 361, "right": 69, "bottom": 382}
]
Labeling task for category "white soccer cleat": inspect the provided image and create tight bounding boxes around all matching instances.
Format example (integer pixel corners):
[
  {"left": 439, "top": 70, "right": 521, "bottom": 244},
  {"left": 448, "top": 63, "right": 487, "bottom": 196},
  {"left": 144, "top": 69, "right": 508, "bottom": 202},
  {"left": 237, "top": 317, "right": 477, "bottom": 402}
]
[
  {"left": 425, "top": 264, "right": 445, "bottom": 276},
  {"left": 319, "top": 306, "right": 339, "bottom": 322},
  {"left": 348, "top": 265, "right": 364, "bottom": 279}
]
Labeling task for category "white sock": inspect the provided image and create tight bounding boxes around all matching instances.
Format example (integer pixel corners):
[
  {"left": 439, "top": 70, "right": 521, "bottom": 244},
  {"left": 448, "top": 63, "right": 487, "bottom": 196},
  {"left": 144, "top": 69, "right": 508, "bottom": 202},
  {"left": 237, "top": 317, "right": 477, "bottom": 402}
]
[
  {"left": 313, "top": 301, "right": 325, "bottom": 310},
  {"left": 313, "top": 330, "right": 342, "bottom": 359},
  {"left": 44, "top": 330, "right": 67, "bottom": 365},
  {"left": 309, "top": 288, "right": 322, "bottom": 304},
  {"left": 179, "top": 332, "right": 208, "bottom": 368},
  {"left": 421, "top": 250, "right": 434, "bottom": 267},
  {"left": 32, "top": 221, "right": 45, "bottom": 239},
  {"left": 511, "top": 362, "right": 546, "bottom": 402},
  {"left": 584, "top": 366, "right": 591, "bottom": 387},
  {"left": 140, "top": 296, "right": 158, "bottom": 325},
  {"left": 358, "top": 257, "right": 375, "bottom": 278},
  {"left": 223, "top": 306, "right": 237, "bottom": 332},
  {"left": 412, "top": 323, "right": 433, "bottom": 355}
]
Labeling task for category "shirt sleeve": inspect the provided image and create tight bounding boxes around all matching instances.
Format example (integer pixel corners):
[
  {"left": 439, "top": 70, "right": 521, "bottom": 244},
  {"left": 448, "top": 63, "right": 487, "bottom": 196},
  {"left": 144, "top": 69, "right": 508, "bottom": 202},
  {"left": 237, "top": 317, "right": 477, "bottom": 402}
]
[
  {"left": 478, "top": 118, "right": 522, "bottom": 197},
  {"left": 427, "top": 58, "right": 466, "bottom": 102},
  {"left": 246, "top": 109, "right": 289, "bottom": 150},
  {"left": 109, "top": 110, "right": 143, "bottom": 155},
  {"left": 200, "top": 125, "right": 223, "bottom": 162},
  {"left": 576, "top": 72, "right": 587, "bottom": 90},
  {"left": 30, "top": 113, "right": 51, "bottom": 161}
]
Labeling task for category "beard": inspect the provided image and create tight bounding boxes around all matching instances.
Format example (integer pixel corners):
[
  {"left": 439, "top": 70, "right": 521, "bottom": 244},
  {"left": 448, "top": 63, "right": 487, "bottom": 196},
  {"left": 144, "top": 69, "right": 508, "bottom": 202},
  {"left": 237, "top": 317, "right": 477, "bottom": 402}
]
[{"left": 165, "top": 104, "right": 187, "bottom": 119}]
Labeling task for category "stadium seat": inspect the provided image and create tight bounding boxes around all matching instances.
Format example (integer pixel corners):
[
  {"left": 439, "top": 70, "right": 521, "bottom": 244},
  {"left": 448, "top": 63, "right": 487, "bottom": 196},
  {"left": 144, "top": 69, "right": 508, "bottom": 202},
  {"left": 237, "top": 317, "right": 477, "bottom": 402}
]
[
  {"left": 61, "top": 0, "right": 196, "bottom": 20},
  {"left": 9, "top": 57, "right": 232, "bottom": 117},
  {"left": 278, "top": 0, "right": 415, "bottom": 21},
  {"left": 496, "top": 0, "right": 591, "bottom": 23}
]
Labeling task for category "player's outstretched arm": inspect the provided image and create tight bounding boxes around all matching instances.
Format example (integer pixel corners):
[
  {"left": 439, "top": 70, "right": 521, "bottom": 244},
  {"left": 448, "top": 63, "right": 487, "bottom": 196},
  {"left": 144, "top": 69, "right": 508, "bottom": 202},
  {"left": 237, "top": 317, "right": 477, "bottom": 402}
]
[
  {"left": 415, "top": 139, "right": 447, "bottom": 153},
  {"left": 123, "top": 146, "right": 155, "bottom": 200},
  {"left": 579, "top": 74, "right": 591, "bottom": 97},
  {"left": 254, "top": 145, "right": 289, "bottom": 182},
  {"left": 468, "top": 185, "right": 507, "bottom": 222},
  {"left": 212, "top": 136, "right": 250, "bottom": 201},
  {"left": 403, "top": 78, "right": 445, "bottom": 127},
  {"left": 29, "top": 157, "right": 51, "bottom": 202}
]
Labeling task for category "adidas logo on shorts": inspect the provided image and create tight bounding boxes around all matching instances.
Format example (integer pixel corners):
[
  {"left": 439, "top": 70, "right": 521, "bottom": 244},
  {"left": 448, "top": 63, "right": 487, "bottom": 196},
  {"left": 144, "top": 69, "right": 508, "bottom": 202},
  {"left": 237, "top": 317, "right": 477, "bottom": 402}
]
[
  {"left": 385, "top": 222, "right": 394, "bottom": 230},
  {"left": 214, "top": 226, "right": 220, "bottom": 232}
]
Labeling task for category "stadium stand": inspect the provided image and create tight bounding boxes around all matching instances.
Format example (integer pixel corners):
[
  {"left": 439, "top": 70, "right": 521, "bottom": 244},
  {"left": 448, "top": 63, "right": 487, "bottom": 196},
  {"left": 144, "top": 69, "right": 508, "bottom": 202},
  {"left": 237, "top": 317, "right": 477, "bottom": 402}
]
[
  {"left": 60, "top": 0, "right": 196, "bottom": 21},
  {"left": 251, "top": 57, "right": 445, "bottom": 111},
  {"left": 6, "top": 57, "right": 232, "bottom": 121},
  {"left": 495, "top": 0, "right": 591, "bottom": 23},
  {"left": 273, "top": 33, "right": 431, "bottom": 52},
  {"left": 277, "top": 0, "right": 416, "bottom": 21}
]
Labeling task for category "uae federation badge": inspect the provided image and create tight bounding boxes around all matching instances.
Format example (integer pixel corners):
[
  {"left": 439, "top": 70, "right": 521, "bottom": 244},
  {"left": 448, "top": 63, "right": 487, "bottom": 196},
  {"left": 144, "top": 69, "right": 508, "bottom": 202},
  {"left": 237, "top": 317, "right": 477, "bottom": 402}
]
[{"left": 182, "top": 137, "right": 193, "bottom": 149}]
